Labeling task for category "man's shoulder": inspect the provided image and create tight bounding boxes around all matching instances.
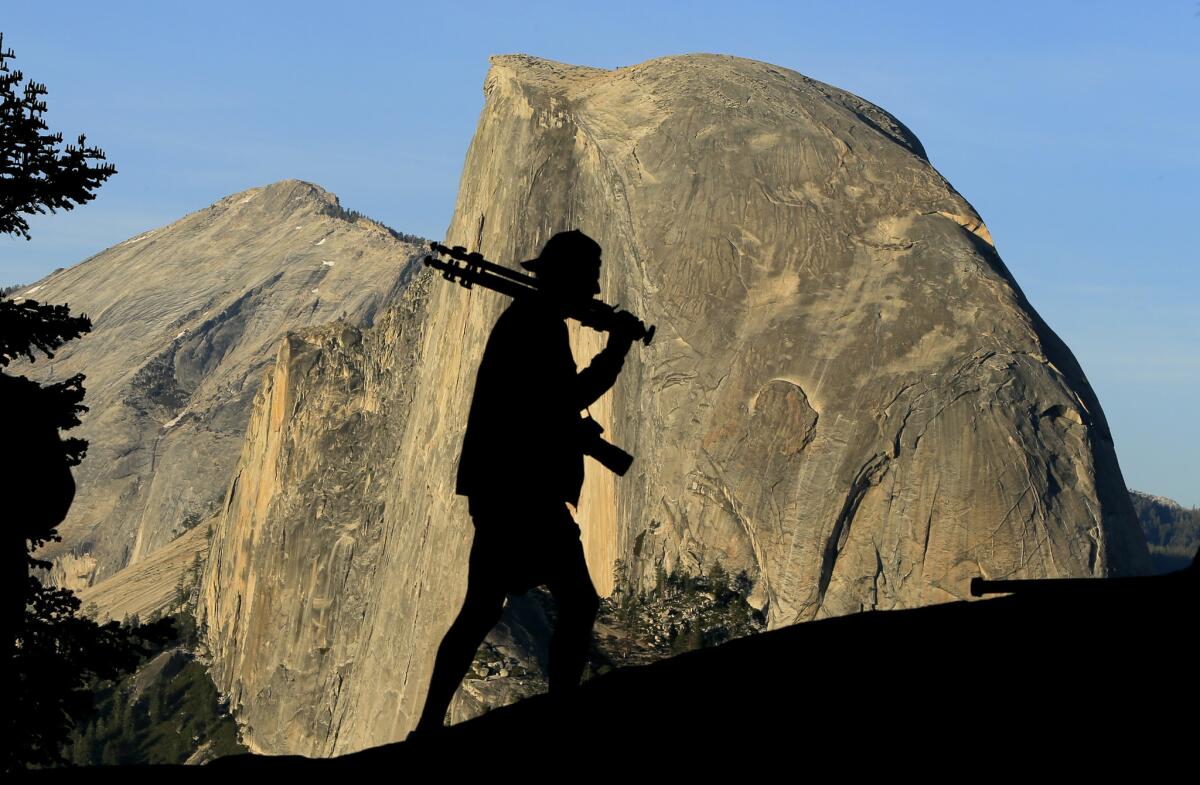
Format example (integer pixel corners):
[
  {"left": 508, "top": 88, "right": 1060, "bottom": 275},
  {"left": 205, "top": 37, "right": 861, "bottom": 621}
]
[{"left": 494, "top": 298, "right": 565, "bottom": 338}]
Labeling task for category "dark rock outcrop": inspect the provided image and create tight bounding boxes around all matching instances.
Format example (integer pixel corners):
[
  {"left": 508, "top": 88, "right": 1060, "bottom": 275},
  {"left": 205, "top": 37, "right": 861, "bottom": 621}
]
[{"left": 68, "top": 568, "right": 1196, "bottom": 777}]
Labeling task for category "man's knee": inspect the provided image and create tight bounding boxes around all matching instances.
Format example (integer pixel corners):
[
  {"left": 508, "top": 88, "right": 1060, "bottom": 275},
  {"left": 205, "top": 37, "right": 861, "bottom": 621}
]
[
  {"left": 582, "top": 585, "right": 600, "bottom": 617},
  {"left": 451, "top": 588, "right": 505, "bottom": 634},
  {"left": 556, "top": 581, "right": 600, "bottom": 626}
]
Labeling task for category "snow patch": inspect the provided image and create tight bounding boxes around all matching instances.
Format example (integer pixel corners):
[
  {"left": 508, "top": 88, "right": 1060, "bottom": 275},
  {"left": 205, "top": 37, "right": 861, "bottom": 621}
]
[
  {"left": 312, "top": 288, "right": 320, "bottom": 295},
  {"left": 124, "top": 232, "right": 154, "bottom": 244},
  {"left": 315, "top": 237, "right": 327, "bottom": 246},
  {"left": 322, "top": 260, "right": 335, "bottom": 267},
  {"left": 162, "top": 414, "right": 184, "bottom": 429},
  {"left": 294, "top": 225, "right": 304, "bottom": 230},
  {"left": 24, "top": 285, "right": 43, "bottom": 296},
  {"left": 238, "top": 193, "right": 257, "bottom": 204},
  {"left": 175, "top": 330, "right": 187, "bottom": 340}
]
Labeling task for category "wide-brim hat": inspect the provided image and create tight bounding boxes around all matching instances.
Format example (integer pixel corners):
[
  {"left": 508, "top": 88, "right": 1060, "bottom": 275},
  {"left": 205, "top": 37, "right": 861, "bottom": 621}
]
[{"left": 520, "top": 230, "right": 601, "bottom": 278}]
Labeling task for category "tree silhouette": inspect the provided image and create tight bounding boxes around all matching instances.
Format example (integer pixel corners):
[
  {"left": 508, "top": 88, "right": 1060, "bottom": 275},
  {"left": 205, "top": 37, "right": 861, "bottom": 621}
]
[
  {"left": 0, "top": 32, "right": 116, "bottom": 239},
  {"left": 1, "top": 33, "right": 170, "bottom": 771}
]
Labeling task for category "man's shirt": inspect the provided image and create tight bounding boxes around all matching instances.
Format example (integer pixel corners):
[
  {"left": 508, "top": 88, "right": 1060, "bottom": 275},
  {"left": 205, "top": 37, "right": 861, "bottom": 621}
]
[{"left": 455, "top": 296, "right": 629, "bottom": 507}]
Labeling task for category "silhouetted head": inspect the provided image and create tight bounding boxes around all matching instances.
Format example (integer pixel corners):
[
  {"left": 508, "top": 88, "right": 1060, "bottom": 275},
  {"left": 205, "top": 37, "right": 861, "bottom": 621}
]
[{"left": 521, "top": 230, "right": 602, "bottom": 306}]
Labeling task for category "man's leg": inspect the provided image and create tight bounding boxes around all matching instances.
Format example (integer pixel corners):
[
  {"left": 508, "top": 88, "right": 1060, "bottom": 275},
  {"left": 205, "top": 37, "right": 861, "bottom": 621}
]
[
  {"left": 544, "top": 520, "right": 600, "bottom": 694},
  {"left": 414, "top": 542, "right": 506, "bottom": 732}
]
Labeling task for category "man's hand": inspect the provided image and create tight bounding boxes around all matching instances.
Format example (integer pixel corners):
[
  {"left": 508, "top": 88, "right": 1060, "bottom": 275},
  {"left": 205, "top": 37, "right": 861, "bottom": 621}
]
[
  {"left": 576, "top": 308, "right": 641, "bottom": 408},
  {"left": 608, "top": 309, "right": 644, "bottom": 346}
]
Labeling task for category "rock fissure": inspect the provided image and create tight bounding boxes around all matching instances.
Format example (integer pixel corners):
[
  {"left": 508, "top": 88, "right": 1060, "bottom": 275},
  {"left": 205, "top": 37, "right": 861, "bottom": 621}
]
[{"left": 816, "top": 452, "right": 891, "bottom": 611}]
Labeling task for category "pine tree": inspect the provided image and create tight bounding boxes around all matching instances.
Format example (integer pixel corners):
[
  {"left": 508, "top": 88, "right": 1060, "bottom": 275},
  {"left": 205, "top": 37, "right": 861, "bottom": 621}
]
[
  {"left": 174, "top": 572, "right": 188, "bottom": 612},
  {"left": 2, "top": 35, "right": 171, "bottom": 773},
  {"left": 189, "top": 550, "right": 204, "bottom": 611},
  {"left": 0, "top": 33, "right": 116, "bottom": 240},
  {"left": 111, "top": 688, "right": 130, "bottom": 732},
  {"left": 708, "top": 560, "right": 728, "bottom": 593},
  {"left": 99, "top": 740, "right": 120, "bottom": 767}
]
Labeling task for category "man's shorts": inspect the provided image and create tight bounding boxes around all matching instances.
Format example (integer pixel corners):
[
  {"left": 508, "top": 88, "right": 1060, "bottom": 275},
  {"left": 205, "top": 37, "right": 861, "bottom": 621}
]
[{"left": 467, "top": 498, "right": 591, "bottom": 597}]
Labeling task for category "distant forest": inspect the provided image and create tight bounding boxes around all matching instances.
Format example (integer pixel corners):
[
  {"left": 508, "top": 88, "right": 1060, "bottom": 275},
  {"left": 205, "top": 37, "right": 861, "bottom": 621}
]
[
  {"left": 1130, "top": 490, "right": 1200, "bottom": 573},
  {"left": 321, "top": 202, "right": 428, "bottom": 246}
]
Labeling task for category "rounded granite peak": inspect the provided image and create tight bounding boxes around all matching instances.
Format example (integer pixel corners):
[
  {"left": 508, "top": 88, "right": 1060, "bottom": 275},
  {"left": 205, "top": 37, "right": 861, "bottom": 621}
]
[
  {"left": 216, "top": 179, "right": 341, "bottom": 213},
  {"left": 15, "top": 172, "right": 423, "bottom": 589},
  {"left": 261, "top": 178, "right": 337, "bottom": 201},
  {"left": 484, "top": 52, "right": 927, "bottom": 160}
]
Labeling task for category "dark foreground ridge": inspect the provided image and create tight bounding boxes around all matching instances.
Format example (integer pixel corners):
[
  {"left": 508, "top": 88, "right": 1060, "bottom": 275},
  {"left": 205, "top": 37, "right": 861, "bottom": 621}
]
[{"left": 36, "top": 561, "right": 1197, "bottom": 777}]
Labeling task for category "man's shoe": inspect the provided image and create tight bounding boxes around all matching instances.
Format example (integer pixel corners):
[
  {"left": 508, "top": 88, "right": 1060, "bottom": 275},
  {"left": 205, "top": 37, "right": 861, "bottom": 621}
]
[{"left": 405, "top": 725, "right": 445, "bottom": 744}]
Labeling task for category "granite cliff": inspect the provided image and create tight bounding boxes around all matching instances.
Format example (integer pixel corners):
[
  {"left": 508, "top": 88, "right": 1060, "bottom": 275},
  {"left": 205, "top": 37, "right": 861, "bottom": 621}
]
[
  {"left": 199, "top": 54, "right": 1150, "bottom": 756},
  {"left": 10, "top": 180, "right": 425, "bottom": 589}
]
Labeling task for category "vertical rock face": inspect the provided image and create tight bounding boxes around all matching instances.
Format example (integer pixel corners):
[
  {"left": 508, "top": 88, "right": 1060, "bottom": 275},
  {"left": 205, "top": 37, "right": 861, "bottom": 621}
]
[
  {"left": 10, "top": 180, "right": 423, "bottom": 587},
  {"left": 201, "top": 54, "right": 1150, "bottom": 755},
  {"left": 437, "top": 53, "right": 1150, "bottom": 612},
  {"left": 202, "top": 279, "right": 431, "bottom": 754}
]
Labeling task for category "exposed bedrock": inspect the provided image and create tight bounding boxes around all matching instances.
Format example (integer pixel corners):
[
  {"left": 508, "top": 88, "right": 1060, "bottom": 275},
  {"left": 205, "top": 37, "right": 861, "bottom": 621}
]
[
  {"left": 10, "top": 180, "right": 423, "bottom": 588},
  {"left": 441, "top": 53, "right": 1150, "bottom": 615},
  {"left": 201, "top": 53, "right": 1150, "bottom": 755}
]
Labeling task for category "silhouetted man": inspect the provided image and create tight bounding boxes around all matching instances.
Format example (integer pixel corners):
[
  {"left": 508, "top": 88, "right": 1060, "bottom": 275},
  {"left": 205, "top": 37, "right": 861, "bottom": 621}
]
[{"left": 415, "top": 230, "right": 641, "bottom": 733}]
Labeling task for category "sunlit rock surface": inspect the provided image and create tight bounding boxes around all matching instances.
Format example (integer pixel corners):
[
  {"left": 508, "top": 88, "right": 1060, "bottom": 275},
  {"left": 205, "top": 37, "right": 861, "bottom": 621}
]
[
  {"left": 77, "top": 520, "right": 211, "bottom": 623},
  {"left": 11, "top": 180, "right": 423, "bottom": 585},
  {"left": 200, "top": 54, "right": 1150, "bottom": 755}
]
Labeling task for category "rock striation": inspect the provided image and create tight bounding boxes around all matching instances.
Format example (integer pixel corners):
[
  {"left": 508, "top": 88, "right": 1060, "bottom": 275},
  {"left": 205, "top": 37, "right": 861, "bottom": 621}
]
[
  {"left": 199, "top": 54, "right": 1151, "bottom": 755},
  {"left": 10, "top": 180, "right": 424, "bottom": 586},
  {"left": 201, "top": 280, "right": 433, "bottom": 754},
  {"left": 77, "top": 519, "right": 211, "bottom": 623}
]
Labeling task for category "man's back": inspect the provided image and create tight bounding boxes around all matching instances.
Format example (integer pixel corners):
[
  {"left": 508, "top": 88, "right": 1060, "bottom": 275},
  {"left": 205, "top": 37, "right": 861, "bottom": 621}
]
[{"left": 455, "top": 297, "right": 585, "bottom": 506}]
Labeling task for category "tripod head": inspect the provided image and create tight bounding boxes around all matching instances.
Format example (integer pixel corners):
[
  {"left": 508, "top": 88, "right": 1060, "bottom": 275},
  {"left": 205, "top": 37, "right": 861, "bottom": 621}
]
[{"left": 424, "top": 242, "right": 656, "bottom": 346}]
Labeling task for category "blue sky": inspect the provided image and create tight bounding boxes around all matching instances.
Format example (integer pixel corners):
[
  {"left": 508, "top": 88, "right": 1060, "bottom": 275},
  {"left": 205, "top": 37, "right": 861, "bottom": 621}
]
[{"left": 2, "top": 1, "right": 1197, "bottom": 506}]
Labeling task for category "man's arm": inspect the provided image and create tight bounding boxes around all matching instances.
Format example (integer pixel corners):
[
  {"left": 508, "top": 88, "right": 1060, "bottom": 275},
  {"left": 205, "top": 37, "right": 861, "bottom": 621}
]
[{"left": 574, "top": 321, "right": 638, "bottom": 410}]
